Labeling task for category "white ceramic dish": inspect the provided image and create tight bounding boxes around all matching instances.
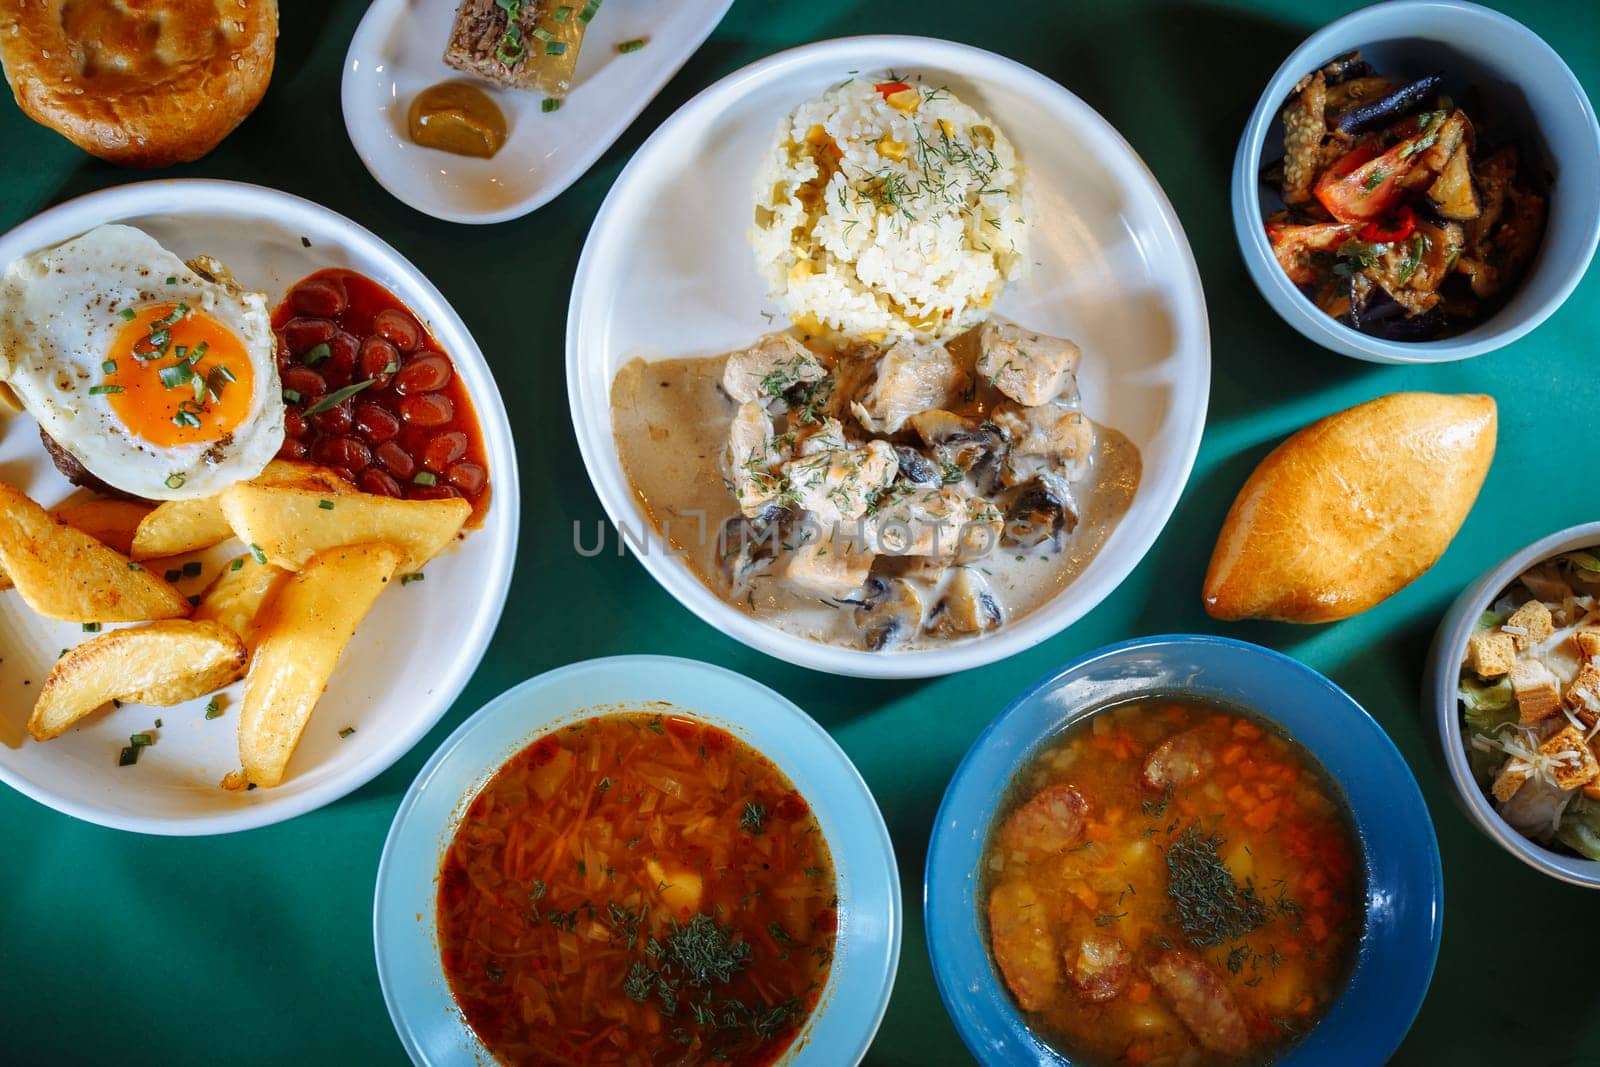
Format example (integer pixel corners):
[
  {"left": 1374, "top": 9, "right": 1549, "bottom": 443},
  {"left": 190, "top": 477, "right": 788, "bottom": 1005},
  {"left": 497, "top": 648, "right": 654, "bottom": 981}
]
[
  {"left": 567, "top": 35, "right": 1211, "bottom": 679},
  {"left": 342, "top": 0, "right": 734, "bottom": 224},
  {"left": 374, "top": 655, "right": 901, "bottom": 1065},
  {"left": 0, "top": 180, "right": 519, "bottom": 834}
]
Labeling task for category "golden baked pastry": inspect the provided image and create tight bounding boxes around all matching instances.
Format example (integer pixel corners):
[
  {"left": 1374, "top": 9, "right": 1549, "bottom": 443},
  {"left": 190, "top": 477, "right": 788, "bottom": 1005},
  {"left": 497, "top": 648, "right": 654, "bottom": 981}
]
[
  {"left": 1203, "top": 392, "right": 1496, "bottom": 624},
  {"left": 0, "top": 1, "right": 278, "bottom": 167}
]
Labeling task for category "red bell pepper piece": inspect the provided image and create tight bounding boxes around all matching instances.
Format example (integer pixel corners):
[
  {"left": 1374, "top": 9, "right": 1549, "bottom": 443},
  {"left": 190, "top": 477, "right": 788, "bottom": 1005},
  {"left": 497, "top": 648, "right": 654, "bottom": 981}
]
[
  {"left": 874, "top": 80, "right": 913, "bottom": 99},
  {"left": 1358, "top": 205, "right": 1417, "bottom": 244}
]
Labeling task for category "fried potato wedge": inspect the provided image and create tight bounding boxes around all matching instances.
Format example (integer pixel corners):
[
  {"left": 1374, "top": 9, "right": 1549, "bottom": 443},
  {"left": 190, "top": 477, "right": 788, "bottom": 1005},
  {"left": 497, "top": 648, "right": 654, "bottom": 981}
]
[
  {"left": 29, "top": 620, "right": 247, "bottom": 741},
  {"left": 192, "top": 554, "right": 289, "bottom": 647},
  {"left": 0, "top": 481, "right": 189, "bottom": 622},
  {"left": 0, "top": 497, "right": 154, "bottom": 592},
  {"left": 219, "top": 484, "right": 469, "bottom": 572},
  {"left": 130, "top": 461, "right": 353, "bottom": 561},
  {"left": 238, "top": 542, "right": 402, "bottom": 787}
]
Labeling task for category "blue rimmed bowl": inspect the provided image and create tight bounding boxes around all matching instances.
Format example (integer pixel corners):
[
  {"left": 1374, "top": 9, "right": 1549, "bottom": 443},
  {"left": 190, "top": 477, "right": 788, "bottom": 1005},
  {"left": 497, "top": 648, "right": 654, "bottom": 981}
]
[
  {"left": 925, "top": 635, "right": 1443, "bottom": 1065},
  {"left": 374, "top": 655, "right": 901, "bottom": 1065},
  {"left": 1232, "top": 0, "right": 1600, "bottom": 363}
]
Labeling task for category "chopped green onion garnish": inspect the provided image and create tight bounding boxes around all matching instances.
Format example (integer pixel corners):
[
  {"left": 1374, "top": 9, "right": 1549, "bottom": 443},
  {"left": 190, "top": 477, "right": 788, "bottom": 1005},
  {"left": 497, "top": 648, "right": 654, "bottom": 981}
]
[
  {"left": 159, "top": 361, "right": 194, "bottom": 389},
  {"left": 118, "top": 746, "right": 140, "bottom": 767},
  {"left": 531, "top": 25, "right": 554, "bottom": 41},
  {"left": 338, "top": 727, "right": 356, "bottom": 739},
  {"left": 304, "top": 342, "right": 331, "bottom": 367},
  {"left": 154, "top": 719, "right": 162, "bottom": 728},
  {"left": 119, "top": 308, "right": 137, "bottom": 321},
  {"left": 542, "top": 97, "right": 562, "bottom": 112},
  {"left": 205, "top": 698, "right": 223, "bottom": 720},
  {"left": 127, "top": 562, "right": 143, "bottom": 572},
  {"left": 102, "top": 360, "right": 117, "bottom": 374},
  {"left": 304, "top": 378, "right": 377, "bottom": 415},
  {"left": 191, "top": 375, "right": 207, "bottom": 403},
  {"left": 250, "top": 543, "right": 267, "bottom": 565},
  {"left": 215, "top": 365, "right": 237, "bottom": 383},
  {"left": 553, "top": 4, "right": 572, "bottom": 19},
  {"left": 230, "top": 557, "right": 245, "bottom": 572},
  {"left": 88, "top": 384, "right": 124, "bottom": 395},
  {"left": 413, "top": 471, "right": 438, "bottom": 487},
  {"left": 206, "top": 366, "right": 231, "bottom": 400},
  {"left": 165, "top": 473, "right": 186, "bottom": 490},
  {"left": 545, "top": 40, "right": 567, "bottom": 55},
  {"left": 401, "top": 572, "right": 425, "bottom": 586},
  {"left": 129, "top": 732, "right": 153, "bottom": 747},
  {"left": 182, "top": 561, "right": 202, "bottom": 578},
  {"left": 617, "top": 38, "right": 647, "bottom": 53},
  {"left": 318, "top": 499, "right": 335, "bottom": 510},
  {"left": 154, "top": 304, "right": 189, "bottom": 328},
  {"left": 174, "top": 346, "right": 188, "bottom": 360},
  {"left": 82, "top": 622, "right": 100, "bottom": 632},
  {"left": 579, "top": 0, "right": 601, "bottom": 22},
  {"left": 165, "top": 276, "right": 177, "bottom": 285},
  {"left": 190, "top": 341, "right": 208, "bottom": 362},
  {"left": 282, "top": 388, "right": 302, "bottom": 404}
]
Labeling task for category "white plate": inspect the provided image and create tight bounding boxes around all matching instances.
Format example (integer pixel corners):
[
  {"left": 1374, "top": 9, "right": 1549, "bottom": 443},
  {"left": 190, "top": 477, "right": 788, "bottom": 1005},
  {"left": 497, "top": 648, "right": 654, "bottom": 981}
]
[
  {"left": 342, "top": 0, "right": 734, "bottom": 224},
  {"left": 567, "top": 36, "right": 1211, "bottom": 679},
  {"left": 0, "top": 180, "right": 519, "bottom": 834}
]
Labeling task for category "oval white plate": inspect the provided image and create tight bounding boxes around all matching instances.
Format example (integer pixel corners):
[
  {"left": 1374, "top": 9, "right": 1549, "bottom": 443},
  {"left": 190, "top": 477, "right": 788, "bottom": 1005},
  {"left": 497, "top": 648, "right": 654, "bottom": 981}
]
[
  {"left": 342, "top": 0, "right": 734, "bottom": 224},
  {"left": 567, "top": 36, "right": 1211, "bottom": 679},
  {"left": 375, "top": 656, "right": 901, "bottom": 1066},
  {"left": 0, "top": 180, "right": 519, "bottom": 834}
]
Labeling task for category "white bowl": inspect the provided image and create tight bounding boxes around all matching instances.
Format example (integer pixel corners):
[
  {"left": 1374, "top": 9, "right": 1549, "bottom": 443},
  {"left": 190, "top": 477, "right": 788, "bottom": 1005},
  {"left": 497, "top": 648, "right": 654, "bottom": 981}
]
[
  {"left": 0, "top": 180, "right": 519, "bottom": 834},
  {"left": 1232, "top": 0, "right": 1600, "bottom": 364},
  {"left": 342, "top": 0, "right": 733, "bottom": 224},
  {"left": 375, "top": 656, "right": 901, "bottom": 1065},
  {"left": 1426, "top": 522, "right": 1600, "bottom": 887},
  {"left": 567, "top": 35, "right": 1211, "bottom": 679}
]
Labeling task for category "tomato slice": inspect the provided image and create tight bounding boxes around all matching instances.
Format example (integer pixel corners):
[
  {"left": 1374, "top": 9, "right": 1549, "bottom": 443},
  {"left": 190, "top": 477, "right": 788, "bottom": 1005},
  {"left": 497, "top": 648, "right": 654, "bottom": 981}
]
[
  {"left": 1314, "top": 116, "right": 1438, "bottom": 224},
  {"left": 1358, "top": 205, "right": 1417, "bottom": 244}
]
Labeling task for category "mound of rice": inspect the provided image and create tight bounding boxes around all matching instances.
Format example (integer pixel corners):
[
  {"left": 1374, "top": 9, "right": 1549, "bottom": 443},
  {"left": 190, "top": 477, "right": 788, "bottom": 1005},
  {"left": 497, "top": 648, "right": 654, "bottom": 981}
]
[{"left": 750, "top": 76, "right": 1029, "bottom": 341}]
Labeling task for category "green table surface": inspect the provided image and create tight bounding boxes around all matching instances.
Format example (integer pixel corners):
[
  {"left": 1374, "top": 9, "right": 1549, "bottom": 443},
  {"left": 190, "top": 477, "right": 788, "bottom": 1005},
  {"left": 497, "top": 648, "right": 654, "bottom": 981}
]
[{"left": 3, "top": 0, "right": 1598, "bottom": 1063}]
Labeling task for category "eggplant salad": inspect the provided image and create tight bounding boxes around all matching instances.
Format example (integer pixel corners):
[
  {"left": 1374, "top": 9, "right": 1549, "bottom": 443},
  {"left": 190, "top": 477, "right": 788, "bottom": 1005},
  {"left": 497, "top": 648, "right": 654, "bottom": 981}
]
[{"left": 1263, "top": 51, "right": 1547, "bottom": 340}]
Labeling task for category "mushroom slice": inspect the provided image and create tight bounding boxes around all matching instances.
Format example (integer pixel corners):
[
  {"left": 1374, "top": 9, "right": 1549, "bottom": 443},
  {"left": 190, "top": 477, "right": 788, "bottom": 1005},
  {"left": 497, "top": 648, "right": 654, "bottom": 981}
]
[
  {"left": 1004, "top": 479, "right": 1077, "bottom": 547},
  {"left": 929, "top": 567, "right": 1003, "bottom": 637},
  {"left": 977, "top": 320, "right": 1081, "bottom": 406},
  {"left": 908, "top": 410, "right": 1008, "bottom": 494},
  {"left": 718, "top": 513, "right": 783, "bottom": 591},
  {"left": 850, "top": 340, "right": 962, "bottom": 434},
  {"left": 892, "top": 445, "right": 944, "bottom": 488},
  {"left": 722, "top": 332, "right": 826, "bottom": 405},
  {"left": 992, "top": 401, "right": 1094, "bottom": 488},
  {"left": 852, "top": 576, "right": 925, "bottom": 651}
]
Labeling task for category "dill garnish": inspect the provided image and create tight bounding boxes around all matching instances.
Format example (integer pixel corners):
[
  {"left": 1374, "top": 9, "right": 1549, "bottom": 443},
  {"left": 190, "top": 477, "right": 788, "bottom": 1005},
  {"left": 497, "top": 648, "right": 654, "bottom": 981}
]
[
  {"left": 1163, "top": 824, "right": 1267, "bottom": 946},
  {"left": 740, "top": 801, "right": 767, "bottom": 834}
]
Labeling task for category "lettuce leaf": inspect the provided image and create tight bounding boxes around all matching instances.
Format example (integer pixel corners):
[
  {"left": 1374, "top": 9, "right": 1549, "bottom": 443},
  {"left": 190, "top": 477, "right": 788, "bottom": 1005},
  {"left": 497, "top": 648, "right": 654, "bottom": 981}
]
[
  {"left": 1555, "top": 796, "right": 1600, "bottom": 861},
  {"left": 1459, "top": 677, "right": 1516, "bottom": 735}
]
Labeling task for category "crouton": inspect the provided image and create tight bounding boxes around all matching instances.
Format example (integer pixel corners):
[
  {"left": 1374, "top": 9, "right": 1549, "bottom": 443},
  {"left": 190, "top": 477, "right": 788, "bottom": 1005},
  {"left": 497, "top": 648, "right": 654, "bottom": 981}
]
[
  {"left": 1503, "top": 600, "right": 1554, "bottom": 650},
  {"left": 1540, "top": 726, "right": 1600, "bottom": 791},
  {"left": 1565, "top": 662, "right": 1600, "bottom": 726},
  {"left": 1509, "top": 659, "right": 1563, "bottom": 723},
  {"left": 1574, "top": 629, "right": 1600, "bottom": 659},
  {"left": 1466, "top": 630, "right": 1518, "bottom": 678},
  {"left": 1492, "top": 762, "right": 1528, "bottom": 803}
]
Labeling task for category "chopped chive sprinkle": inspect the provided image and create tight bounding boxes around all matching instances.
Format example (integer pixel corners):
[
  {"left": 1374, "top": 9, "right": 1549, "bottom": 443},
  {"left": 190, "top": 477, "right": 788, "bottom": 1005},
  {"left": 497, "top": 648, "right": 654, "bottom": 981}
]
[
  {"left": 383, "top": 360, "right": 399, "bottom": 374},
  {"left": 250, "top": 543, "right": 267, "bottom": 565},
  {"left": 88, "top": 384, "right": 124, "bottom": 395},
  {"left": 338, "top": 727, "right": 356, "bottom": 739},
  {"left": 165, "top": 276, "right": 177, "bottom": 285},
  {"left": 119, "top": 308, "right": 137, "bottom": 321},
  {"left": 82, "top": 622, "right": 101, "bottom": 633},
  {"left": 129, "top": 732, "right": 153, "bottom": 748},
  {"left": 102, "top": 359, "right": 117, "bottom": 374},
  {"left": 205, "top": 698, "right": 223, "bottom": 720},
  {"left": 318, "top": 499, "right": 335, "bottom": 510},
  {"left": 165, "top": 569, "right": 183, "bottom": 582},
  {"left": 282, "top": 388, "right": 302, "bottom": 404},
  {"left": 304, "top": 378, "right": 376, "bottom": 415},
  {"left": 413, "top": 471, "right": 438, "bottom": 487},
  {"left": 617, "top": 38, "right": 647, "bottom": 53},
  {"left": 127, "top": 562, "right": 143, "bottom": 572},
  {"left": 230, "top": 557, "right": 245, "bottom": 572},
  {"left": 182, "top": 561, "right": 202, "bottom": 578},
  {"left": 118, "top": 746, "right": 140, "bottom": 767},
  {"left": 542, "top": 97, "right": 562, "bottom": 112},
  {"left": 165, "top": 473, "right": 186, "bottom": 489},
  {"left": 174, "top": 345, "right": 188, "bottom": 360},
  {"left": 154, "top": 719, "right": 162, "bottom": 728},
  {"left": 401, "top": 572, "right": 425, "bottom": 586},
  {"left": 304, "top": 342, "right": 331, "bottom": 367}
]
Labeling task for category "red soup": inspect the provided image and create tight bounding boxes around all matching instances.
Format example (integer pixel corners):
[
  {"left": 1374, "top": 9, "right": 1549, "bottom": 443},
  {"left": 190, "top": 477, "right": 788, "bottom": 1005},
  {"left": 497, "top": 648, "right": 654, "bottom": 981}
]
[
  {"left": 437, "top": 711, "right": 839, "bottom": 1066},
  {"left": 272, "top": 268, "right": 490, "bottom": 522}
]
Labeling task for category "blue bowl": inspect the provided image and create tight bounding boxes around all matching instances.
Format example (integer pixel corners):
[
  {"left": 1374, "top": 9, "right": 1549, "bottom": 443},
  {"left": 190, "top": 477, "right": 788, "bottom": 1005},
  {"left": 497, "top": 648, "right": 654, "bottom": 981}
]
[
  {"left": 1231, "top": 0, "right": 1600, "bottom": 363},
  {"left": 374, "top": 656, "right": 901, "bottom": 1066},
  {"left": 925, "top": 636, "right": 1443, "bottom": 1065}
]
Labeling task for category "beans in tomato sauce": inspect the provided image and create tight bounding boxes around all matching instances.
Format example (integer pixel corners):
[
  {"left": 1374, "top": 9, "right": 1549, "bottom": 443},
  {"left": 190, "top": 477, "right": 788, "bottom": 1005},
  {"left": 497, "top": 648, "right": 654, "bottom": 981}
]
[{"left": 272, "top": 268, "right": 490, "bottom": 521}]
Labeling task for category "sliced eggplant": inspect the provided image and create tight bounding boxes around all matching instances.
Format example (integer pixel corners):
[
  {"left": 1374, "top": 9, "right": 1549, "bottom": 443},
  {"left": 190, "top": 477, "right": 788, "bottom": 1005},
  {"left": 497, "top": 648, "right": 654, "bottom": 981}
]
[
  {"left": 1349, "top": 281, "right": 1447, "bottom": 341},
  {"left": 1332, "top": 72, "right": 1443, "bottom": 135},
  {"left": 1320, "top": 50, "right": 1375, "bottom": 86}
]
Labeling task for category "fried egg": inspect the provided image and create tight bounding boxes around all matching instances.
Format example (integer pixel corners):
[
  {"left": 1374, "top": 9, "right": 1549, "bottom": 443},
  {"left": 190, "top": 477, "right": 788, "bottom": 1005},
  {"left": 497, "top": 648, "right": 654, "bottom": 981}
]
[{"left": 0, "top": 224, "right": 284, "bottom": 499}]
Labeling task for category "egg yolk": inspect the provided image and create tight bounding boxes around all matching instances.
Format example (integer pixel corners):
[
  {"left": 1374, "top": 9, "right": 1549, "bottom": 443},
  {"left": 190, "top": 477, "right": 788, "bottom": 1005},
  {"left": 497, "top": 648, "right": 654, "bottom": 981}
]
[{"left": 102, "top": 303, "right": 256, "bottom": 448}]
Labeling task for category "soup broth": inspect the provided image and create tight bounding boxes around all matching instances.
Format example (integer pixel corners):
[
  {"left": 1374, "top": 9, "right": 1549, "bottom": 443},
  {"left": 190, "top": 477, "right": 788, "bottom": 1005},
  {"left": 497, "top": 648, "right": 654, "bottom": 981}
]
[
  {"left": 437, "top": 711, "right": 838, "bottom": 1066},
  {"left": 981, "top": 698, "right": 1363, "bottom": 1065}
]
